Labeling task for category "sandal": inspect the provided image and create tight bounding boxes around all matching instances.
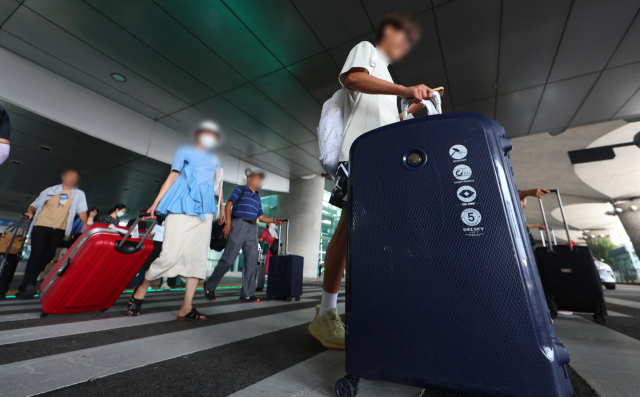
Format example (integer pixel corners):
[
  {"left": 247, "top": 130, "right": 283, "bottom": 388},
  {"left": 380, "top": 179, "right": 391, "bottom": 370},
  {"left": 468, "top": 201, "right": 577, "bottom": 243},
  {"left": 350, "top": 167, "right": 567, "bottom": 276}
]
[
  {"left": 177, "top": 307, "right": 208, "bottom": 321},
  {"left": 127, "top": 286, "right": 139, "bottom": 312}
]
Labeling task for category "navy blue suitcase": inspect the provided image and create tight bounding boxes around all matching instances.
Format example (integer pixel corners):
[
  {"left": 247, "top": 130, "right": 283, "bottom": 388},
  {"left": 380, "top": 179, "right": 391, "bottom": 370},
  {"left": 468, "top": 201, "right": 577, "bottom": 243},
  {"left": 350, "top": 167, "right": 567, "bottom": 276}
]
[
  {"left": 340, "top": 113, "right": 573, "bottom": 397},
  {"left": 266, "top": 255, "right": 303, "bottom": 301}
]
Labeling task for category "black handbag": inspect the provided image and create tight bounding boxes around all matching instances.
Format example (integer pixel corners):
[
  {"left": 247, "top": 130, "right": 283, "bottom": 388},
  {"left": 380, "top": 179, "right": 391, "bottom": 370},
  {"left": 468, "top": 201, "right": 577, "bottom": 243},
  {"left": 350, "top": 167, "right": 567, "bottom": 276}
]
[
  {"left": 210, "top": 221, "right": 226, "bottom": 252},
  {"left": 269, "top": 239, "right": 279, "bottom": 255}
]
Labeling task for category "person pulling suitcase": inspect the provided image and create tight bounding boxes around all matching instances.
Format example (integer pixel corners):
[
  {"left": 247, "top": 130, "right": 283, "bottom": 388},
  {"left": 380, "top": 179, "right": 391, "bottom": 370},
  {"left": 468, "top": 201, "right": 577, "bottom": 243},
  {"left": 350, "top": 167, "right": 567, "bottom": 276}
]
[
  {"left": 311, "top": 11, "right": 432, "bottom": 351},
  {"left": 203, "top": 171, "right": 283, "bottom": 303}
]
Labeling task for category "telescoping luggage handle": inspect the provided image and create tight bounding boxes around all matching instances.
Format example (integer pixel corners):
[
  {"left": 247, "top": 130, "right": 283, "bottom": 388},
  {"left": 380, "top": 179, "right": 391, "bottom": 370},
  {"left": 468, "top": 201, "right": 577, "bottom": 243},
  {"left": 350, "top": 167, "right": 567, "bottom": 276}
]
[
  {"left": 117, "top": 212, "right": 157, "bottom": 251},
  {"left": 401, "top": 87, "right": 444, "bottom": 120},
  {"left": 539, "top": 228, "right": 558, "bottom": 247},
  {"left": 538, "top": 189, "right": 573, "bottom": 252},
  {"left": 276, "top": 219, "right": 290, "bottom": 256},
  {"left": 0, "top": 214, "right": 29, "bottom": 280}
]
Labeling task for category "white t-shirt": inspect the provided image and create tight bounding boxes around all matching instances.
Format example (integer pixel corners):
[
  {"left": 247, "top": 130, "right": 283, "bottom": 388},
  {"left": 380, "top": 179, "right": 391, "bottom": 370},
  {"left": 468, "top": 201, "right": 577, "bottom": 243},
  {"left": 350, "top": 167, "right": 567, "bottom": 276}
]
[{"left": 339, "top": 41, "right": 400, "bottom": 162}]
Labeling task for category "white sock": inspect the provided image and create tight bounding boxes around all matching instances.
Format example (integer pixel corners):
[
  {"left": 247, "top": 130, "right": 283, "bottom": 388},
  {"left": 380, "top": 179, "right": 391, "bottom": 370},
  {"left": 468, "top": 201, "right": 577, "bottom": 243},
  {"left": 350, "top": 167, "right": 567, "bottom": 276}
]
[{"left": 319, "top": 290, "right": 338, "bottom": 316}]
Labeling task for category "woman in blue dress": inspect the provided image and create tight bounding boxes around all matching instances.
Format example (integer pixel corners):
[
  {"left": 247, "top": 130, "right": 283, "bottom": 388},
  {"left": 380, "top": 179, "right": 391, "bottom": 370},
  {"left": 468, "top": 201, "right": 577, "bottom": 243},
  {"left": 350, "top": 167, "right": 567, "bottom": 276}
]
[{"left": 128, "top": 121, "right": 224, "bottom": 320}]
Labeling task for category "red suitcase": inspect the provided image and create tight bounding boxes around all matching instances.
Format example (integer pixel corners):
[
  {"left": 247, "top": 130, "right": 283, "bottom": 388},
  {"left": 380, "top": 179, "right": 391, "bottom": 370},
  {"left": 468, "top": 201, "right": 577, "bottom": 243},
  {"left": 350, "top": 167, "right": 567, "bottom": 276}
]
[{"left": 39, "top": 215, "right": 156, "bottom": 317}]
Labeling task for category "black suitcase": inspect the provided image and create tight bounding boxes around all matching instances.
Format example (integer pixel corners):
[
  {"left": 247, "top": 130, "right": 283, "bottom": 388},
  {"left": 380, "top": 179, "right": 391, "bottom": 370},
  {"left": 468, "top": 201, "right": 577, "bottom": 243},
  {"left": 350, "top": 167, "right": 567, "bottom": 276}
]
[
  {"left": 339, "top": 108, "right": 572, "bottom": 397},
  {"left": 535, "top": 190, "right": 607, "bottom": 324},
  {"left": 265, "top": 220, "right": 303, "bottom": 302}
]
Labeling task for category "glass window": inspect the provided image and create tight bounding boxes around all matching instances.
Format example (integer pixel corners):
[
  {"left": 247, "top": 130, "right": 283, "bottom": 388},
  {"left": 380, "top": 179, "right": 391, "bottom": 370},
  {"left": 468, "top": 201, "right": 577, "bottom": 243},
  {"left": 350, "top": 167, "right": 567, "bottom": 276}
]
[{"left": 319, "top": 190, "right": 341, "bottom": 276}]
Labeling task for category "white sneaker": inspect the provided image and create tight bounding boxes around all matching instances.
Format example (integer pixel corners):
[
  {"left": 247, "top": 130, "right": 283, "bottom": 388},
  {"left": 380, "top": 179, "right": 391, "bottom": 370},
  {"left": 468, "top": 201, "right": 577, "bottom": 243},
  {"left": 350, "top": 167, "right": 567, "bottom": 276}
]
[{"left": 161, "top": 282, "right": 170, "bottom": 291}]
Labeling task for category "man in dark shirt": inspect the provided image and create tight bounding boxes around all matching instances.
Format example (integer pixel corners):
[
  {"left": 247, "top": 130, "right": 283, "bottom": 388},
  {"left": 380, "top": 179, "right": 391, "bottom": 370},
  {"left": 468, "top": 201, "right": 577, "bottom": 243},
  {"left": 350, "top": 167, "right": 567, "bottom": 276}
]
[{"left": 204, "top": 172, "right": 283, "bottom": 303}]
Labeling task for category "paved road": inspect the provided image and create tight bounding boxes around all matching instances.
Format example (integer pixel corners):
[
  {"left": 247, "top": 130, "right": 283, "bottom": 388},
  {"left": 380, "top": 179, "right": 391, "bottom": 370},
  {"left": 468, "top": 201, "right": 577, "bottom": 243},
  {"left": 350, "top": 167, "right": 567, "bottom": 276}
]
[{"left": 4, "top": 283, "right": 640, "bottom": 396}]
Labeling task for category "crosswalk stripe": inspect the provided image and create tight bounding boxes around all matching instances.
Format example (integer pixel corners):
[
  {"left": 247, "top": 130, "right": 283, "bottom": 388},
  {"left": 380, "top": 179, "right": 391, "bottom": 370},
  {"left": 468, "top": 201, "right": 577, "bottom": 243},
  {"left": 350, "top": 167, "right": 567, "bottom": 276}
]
[
  {"left": 0, "top": 303, "right": 345, "bottom": 397},
  {"left": 0, "top": 293, "right": 325, "bottom": 346},
  {"left": 605, "top": 297, "right": 640, "bottom": 310},
  {"left": 228, "top": 350, "right": 424, "bottom": 397}
]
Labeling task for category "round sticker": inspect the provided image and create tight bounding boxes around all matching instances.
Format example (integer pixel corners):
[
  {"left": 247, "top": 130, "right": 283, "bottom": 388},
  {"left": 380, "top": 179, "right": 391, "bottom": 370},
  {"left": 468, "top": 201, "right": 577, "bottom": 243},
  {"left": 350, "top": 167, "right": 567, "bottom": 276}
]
[
  {"left": 457, "top": 186, "right": 477, "bottom": 202},
  {"left": 461, "top": 209, "right": 482, "bottom": 226},
  {"left": 453, "top": 164, "right": 472, "bottom": 181},
  {"left": 449, "top": 144, "right": 467, "bottom": 160}
]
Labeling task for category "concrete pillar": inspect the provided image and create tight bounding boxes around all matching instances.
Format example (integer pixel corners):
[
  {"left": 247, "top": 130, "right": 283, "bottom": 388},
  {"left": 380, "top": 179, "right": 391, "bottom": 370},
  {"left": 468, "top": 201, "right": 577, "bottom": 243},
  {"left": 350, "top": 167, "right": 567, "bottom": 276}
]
[
  {"left": 614, "top": 199, "right": 640, "bottom": 255},
  {"left": 277, "top": 176, "right": 324, "bottom": 278}
]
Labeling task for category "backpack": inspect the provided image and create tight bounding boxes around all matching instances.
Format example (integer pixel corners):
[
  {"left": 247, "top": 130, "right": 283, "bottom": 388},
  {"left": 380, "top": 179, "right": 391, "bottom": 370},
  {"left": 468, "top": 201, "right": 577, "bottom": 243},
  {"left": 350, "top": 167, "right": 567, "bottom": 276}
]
[{"left": 317, "top": 47, "right": 379, "bottom": 178}]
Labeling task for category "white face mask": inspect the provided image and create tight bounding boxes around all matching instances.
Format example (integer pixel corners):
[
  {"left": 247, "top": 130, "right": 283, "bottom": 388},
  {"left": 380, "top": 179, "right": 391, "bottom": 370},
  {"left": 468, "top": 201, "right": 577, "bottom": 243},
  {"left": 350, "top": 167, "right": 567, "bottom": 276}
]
[
  {"left": 117, "top": 211, "right": 125, "bottom": 217},
  {"left": 199, "top": 134, "right": 218, "bottom": 150}
]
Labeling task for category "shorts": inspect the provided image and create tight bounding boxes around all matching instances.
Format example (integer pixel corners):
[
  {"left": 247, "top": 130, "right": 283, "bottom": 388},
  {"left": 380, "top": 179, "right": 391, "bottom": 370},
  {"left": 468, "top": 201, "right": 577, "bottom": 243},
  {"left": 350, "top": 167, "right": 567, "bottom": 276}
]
[{"left": 329, "top": 161, "right": 349, "bottom": 208}]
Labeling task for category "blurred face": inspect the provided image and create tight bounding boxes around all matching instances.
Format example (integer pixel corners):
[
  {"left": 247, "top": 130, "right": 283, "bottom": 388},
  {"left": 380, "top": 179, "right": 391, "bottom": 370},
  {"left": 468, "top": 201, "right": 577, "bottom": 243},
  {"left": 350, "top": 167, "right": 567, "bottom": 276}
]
[
  {"left": 61, "top": 171, "right": 79, "bottom": 187},
  {"left": 90, "top": 209, "right": 98, "bottom": 217},
  {"left": 379, "top": 25, "right": 414, "bottom": 61},
  {"left": 247, "top": 175, "right": 262, "bottom": 191},
  {"left": 196, "top": 130, "right": 220, "bottom": 150}
]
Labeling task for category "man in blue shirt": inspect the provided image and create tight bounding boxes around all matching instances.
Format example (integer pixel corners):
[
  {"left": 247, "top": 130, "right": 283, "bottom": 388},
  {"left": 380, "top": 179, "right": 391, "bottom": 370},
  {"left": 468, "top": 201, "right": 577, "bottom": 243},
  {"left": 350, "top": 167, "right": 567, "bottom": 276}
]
[{"left": 204, "top": 172, "right": 283, "bottom": 302}]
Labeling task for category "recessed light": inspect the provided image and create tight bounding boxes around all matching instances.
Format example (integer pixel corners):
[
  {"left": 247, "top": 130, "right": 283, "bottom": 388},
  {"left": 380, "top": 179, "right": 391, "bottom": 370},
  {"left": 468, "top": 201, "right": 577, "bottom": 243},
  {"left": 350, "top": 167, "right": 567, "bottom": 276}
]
[
  {"left": 123, "top": 188, "right": 129, "bottom": 191},
  {"left": 111, "top": 73, "right": 126, "bottom": 82},
  {"left": 39, "top": 145, "right": 52, "bottom": 151},
  {"left": 11, "top": 160, "right": 22, "bottom": 165}
]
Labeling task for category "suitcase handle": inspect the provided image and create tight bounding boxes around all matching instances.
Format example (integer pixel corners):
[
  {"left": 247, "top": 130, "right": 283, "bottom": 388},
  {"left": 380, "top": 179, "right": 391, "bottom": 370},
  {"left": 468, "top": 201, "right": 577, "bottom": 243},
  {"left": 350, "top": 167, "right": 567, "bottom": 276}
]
[
  {"left": 538, "top": 189, "right": 573, "bottom": 252},
  {"left": 401, "top": 88, "right": 443, "bottom": 120},
  {"left": 276, "top": 219, "right": 290, "bottom": 256},
  {"left": 117, "top": 213, "right": 157, "bottom": 251}
]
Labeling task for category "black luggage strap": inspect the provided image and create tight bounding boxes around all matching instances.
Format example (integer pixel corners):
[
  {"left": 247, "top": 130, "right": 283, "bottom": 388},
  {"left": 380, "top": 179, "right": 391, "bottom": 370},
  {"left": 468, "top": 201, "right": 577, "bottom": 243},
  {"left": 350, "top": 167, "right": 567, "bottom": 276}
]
[{"left": 231, "top": 186, "right": 246, "bottom": 218}]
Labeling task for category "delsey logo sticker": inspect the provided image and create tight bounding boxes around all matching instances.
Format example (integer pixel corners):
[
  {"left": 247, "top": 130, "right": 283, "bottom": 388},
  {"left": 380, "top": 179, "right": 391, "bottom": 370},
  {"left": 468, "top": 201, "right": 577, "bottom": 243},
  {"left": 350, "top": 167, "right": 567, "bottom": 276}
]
[
  {"left": 457, "top": 186, "right": 476, "bottom": 203},
  {"left": 449, "top": 144, "right": 467, "bottom": 160},
  {"left": 453, "top": 164, "right": 472, "bottom": 181}
]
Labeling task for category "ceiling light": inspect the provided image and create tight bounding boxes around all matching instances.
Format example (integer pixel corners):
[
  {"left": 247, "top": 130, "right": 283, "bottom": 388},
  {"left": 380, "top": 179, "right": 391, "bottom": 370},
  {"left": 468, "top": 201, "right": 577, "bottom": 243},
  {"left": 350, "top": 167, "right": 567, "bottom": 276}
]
[
  {"left": 123, "top": 188, "right": 129, "bottom": 191},
  {"left": 111, "top": 73, "right": 126, "bottom": 82},
  {"left": 322, "top": 220, "right": 331, "bottom": 224},
  {"left": 39, "top": 145, "right": 51, "bottom": 151},
  {"left": 599, "top": 234, "right": 605, "bottom": 238},
  {"left": 630, "top": 206, "right": 638, "bottom": 211},
  {"left": 590, "top": 235, "right": 596, "bottom": 238},
  {"left": 300, "top": 174, "right": 317, "bottom": 180},
  {"left": 11, "top": 160, "right": 21, "bottom": 165},
  {"left": 615, "top": 208, "right": 623, "bottom": 213}
]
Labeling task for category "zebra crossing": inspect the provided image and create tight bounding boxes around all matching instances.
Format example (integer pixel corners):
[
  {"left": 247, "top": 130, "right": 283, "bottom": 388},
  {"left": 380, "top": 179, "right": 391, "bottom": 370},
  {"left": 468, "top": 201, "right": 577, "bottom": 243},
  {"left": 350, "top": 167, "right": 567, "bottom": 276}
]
[{"left": 3, "top": 283, "right": 640, "bottom": 396}]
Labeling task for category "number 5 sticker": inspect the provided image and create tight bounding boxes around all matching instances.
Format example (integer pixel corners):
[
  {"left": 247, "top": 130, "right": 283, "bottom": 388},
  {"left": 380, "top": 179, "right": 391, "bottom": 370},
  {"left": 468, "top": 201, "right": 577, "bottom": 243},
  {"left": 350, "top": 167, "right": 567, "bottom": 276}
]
[{"left": 461, "top": 209, "right": 482, "bottom": 226}]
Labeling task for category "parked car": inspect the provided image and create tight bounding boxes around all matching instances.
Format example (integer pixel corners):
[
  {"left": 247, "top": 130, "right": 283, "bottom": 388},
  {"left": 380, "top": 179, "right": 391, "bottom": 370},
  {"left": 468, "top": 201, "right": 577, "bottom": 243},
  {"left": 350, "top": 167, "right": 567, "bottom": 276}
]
[{"left": 594, "top": 257, "right": 616, "bottom": 290}]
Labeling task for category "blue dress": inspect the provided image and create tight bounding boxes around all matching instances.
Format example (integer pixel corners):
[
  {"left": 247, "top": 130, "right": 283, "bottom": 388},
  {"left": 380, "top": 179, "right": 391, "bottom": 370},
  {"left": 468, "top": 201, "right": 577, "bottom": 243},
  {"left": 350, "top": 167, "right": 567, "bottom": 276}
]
[{"left": 156, "top": 146, "right": 221, "bottom": 220}]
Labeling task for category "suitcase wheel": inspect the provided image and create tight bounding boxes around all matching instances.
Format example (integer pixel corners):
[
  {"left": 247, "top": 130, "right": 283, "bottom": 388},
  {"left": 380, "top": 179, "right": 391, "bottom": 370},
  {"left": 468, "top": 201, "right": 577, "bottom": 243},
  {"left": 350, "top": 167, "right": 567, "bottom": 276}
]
[
  {"left": 335, "top": 376, "right": 359, "bottom": 397},
  {"left": 40, "top": 311, "right": 48, "bottom": 318},
  {"left": 285, "top": 296, "right": 292, "bottom": 302},
  {"left": 295, "top": 296, "right": 300, "bottom": 301},
  {"left": 593, "top": 314, "right": 606, "bottom": 325},
  {"left": 256, "top": 287, "right": 263, "bottom": 292}
]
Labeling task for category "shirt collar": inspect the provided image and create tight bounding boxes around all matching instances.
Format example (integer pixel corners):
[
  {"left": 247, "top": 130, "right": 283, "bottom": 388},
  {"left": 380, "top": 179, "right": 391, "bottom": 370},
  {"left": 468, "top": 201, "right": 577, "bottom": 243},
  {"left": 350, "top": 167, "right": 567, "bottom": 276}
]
[
  {"left": 245, "top": 185, "right": 259, "bottom": 195},
  {"left": 376, "top": 47, "right": 391, "bottom": 66}
]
